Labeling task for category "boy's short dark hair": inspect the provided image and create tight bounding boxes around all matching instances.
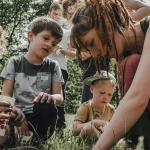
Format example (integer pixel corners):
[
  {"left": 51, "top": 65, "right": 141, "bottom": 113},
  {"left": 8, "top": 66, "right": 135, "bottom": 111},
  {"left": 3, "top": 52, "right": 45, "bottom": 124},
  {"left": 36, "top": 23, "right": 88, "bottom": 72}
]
[
  {"left": 49, "top": 2, "right": 62, "bottom": 12},
  {"left": 28, "top": 16, "right": 63, "bottom": 42},
  {"left": 62, "top": 0, "right": 76, "bottom": 18}
]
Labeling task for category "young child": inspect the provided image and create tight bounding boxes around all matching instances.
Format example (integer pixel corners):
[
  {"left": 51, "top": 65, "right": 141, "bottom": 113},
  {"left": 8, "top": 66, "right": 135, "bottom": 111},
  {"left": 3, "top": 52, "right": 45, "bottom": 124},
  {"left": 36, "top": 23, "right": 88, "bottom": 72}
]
[
  {"left": 72, "top": 70, "right": 115, "bottom": 138},
  {"left": 48, "top": 2, "right": 76, "bottom": 130},
  {"left": 0, "top": 16, "right": 64, "bottom": 140}
]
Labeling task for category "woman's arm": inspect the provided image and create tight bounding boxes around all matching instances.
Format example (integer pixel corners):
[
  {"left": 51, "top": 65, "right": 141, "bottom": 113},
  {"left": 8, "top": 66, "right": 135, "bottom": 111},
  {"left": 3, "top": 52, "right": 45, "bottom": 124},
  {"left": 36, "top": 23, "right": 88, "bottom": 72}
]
[
  {"left": 93, "top": 24, "right": 150, "bottom": 150},
  {"left": 124, "top": 0, "right": 150, "bottom": 21}
]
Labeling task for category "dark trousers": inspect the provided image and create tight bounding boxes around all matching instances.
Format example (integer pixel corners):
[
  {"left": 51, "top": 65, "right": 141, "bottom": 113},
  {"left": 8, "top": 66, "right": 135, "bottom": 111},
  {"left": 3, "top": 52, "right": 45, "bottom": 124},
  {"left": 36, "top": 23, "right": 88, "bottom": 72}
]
[
  {"left": 25, "top": 102, "right": 57, "bottom": 139},
  {"left": 126, "top": 109, "right": 150, "bottom": 150},
  {"left": 119, "top": 54, "right": 150, "bottom": 149},
  {"left": 56, "top": 69, "right": 68, "bottom": 129}
]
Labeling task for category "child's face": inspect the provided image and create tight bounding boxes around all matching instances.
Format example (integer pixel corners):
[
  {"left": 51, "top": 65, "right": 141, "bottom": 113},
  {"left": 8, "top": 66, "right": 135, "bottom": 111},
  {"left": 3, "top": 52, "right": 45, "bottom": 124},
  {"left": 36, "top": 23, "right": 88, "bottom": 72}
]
[
  {"left": 48, "top": 9, "right": 62, "bottom": 22},
  {"left": 67, "top": 4, "right": 76, "bottom": 16},
  {"left": 28, "top": 30, "right": 59, "bottom": 58},
  {"left": 90, "top": 80, "right": 114, "bottom": 107}
]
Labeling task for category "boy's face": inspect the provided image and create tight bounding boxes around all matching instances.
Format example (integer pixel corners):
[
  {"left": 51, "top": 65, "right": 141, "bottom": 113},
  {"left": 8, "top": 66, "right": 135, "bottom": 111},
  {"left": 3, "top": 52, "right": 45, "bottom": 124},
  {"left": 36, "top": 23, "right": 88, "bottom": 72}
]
[
  {"left": 68, "top": 4, "right": 77, "bottom": 16},
  {"left": 48, "top": 9, "right": 62, "bottom": 22},
  {"left": 90, "top": 80, "right": 114, "bottom": 107},
  {"left": 28, "top": 30, "right": 59, "bottom": 58}
]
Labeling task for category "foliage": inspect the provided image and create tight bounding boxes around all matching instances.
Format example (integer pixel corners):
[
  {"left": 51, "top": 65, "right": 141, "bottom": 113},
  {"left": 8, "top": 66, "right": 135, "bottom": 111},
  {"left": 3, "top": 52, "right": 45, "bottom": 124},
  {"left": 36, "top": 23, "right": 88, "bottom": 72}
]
[
  {"left": 65, "top": 60, "right": 82, "bottom": 113},
  {"left": 0, "top": 0, "right": 53, "bottom": 91}
]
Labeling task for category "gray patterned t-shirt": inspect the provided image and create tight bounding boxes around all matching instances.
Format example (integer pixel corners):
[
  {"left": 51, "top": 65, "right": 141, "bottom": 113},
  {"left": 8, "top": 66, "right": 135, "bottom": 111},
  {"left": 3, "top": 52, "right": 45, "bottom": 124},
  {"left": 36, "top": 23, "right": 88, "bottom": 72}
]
[{"left": 0, "top": 55, "right": 64, "bottom": 114}]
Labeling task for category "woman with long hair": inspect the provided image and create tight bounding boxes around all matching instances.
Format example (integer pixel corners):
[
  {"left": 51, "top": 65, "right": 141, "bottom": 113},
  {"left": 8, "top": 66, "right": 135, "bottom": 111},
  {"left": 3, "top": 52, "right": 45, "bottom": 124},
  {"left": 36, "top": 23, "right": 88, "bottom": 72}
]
[{"left": 71, "top": 0, "right": 150, "bottom": 149}]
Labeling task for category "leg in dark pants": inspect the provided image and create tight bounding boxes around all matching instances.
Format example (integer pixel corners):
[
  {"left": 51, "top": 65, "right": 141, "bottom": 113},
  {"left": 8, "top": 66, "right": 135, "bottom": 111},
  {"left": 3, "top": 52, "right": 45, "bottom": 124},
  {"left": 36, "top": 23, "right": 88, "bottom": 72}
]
[
  {"left": 25, "top": 102, "right": 57, "bottom": 139},
  {"left": 56, "top": 69, "right": 68, "bottom": 129},
  {"left": 126, "top": 109, "right": 150, "bottom": 150},
  {"left": 119, "top": 54, "right": 150, "bottom": 149}
]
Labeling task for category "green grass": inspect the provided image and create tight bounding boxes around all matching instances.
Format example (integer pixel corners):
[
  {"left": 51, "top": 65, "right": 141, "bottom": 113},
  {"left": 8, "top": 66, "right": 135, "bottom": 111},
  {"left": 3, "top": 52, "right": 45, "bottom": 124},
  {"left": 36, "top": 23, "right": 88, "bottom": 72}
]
[
  {"left": 44, "top": 114, "right": 144, "bottom": 150},
  {"left": 11, "top": 114, "right": 144, "bottom": 150}
]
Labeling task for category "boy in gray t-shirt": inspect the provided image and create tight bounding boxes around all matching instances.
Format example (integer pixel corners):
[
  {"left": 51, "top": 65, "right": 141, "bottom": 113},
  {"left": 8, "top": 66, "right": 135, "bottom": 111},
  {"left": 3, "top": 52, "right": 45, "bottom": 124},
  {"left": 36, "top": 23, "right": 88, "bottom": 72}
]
[{"left": 0, "top": 16, "right": 64, "bottom": 140}]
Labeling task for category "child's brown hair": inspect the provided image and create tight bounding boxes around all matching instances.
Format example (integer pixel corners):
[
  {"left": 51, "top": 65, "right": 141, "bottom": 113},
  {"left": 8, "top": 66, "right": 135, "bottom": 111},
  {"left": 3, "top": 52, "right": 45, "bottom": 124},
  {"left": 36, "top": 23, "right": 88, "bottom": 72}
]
[
  {"left": 62, "top": 0, "right": 76, "bottom": 19},
  {"left": 28, "top": 16, "right": 63, "bottom": 44}
]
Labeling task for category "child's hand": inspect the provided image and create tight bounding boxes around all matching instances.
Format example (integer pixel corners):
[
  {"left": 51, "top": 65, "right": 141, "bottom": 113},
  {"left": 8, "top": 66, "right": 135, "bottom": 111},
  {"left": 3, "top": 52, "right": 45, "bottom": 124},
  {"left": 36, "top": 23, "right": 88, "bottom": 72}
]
[
  {"left": 93, "top": 119, "right": 108, "bottom": 128},
  {"left": 81, "top": 122, "right": 94, "bottom": 135},
  {"left": 33, "top": 92, "right": 53, "bottom": 104},
  {"left": 80, "top": 122, "right": 100, "bottom": 137}
]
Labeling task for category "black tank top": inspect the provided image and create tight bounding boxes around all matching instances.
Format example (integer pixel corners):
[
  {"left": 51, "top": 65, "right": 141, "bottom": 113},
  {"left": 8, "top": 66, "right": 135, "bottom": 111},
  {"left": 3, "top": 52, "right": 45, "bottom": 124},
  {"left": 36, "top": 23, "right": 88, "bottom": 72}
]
[{"left": 140, "top": 17, "right": 150, "bottom": 34}]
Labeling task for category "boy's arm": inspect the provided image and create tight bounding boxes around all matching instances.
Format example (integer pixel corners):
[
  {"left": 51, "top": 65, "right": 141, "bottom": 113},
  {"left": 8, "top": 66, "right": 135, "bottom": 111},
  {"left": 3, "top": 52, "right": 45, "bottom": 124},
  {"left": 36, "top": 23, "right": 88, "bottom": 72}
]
[
  {"left": 51, "top": 82, "right": 63, "bottom": 106},
  {"left": 124, "top": 0, "right": 150, "bottom": 21},
  {"left": 1, "top": 79, "right": 14, "bottom": 96}
]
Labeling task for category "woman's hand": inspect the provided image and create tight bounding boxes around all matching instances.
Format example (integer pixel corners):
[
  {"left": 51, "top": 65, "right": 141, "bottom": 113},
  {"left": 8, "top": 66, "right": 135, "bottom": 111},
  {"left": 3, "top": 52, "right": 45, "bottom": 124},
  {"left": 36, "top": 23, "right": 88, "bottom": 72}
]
[{"left": 33, "top": 92, "right": 53, "bottom": 104}]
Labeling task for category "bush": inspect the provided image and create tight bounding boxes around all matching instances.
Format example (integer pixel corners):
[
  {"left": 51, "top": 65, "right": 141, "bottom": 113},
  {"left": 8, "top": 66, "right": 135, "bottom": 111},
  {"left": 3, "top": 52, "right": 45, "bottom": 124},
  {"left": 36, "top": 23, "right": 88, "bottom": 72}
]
[{"left": 65, "top": 60, "right": 82, "bottom": 113}]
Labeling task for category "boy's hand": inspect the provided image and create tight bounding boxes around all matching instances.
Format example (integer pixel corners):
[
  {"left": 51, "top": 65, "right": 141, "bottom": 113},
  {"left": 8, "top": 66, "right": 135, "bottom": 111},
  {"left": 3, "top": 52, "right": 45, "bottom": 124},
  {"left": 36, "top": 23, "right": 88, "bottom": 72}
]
[{"left": 33, "top": 92, "right": 53, "bottom": 104}]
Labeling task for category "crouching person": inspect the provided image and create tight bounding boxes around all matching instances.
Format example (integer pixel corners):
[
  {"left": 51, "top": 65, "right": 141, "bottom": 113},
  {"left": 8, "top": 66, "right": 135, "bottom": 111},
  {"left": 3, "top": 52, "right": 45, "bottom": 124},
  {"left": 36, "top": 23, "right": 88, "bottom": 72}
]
[
  {"left": 0, "top": 16, "right": 64, "bottom": 142},
  {"left": 72, "top": 71, "right": 115, "bottom": 140}
]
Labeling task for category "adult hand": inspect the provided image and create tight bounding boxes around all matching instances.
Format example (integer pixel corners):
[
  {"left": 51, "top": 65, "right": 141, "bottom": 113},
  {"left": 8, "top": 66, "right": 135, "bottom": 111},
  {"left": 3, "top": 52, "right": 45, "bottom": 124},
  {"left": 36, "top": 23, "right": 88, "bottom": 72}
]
[
  {"left": 10, "top": 107, "right": 25, "bottom": 126},
  {"left": 0, "top": 102, "right": 12, "bottom": 123},
  {"left": 33, "top": 92, "right": 53, "bottom": 104}
]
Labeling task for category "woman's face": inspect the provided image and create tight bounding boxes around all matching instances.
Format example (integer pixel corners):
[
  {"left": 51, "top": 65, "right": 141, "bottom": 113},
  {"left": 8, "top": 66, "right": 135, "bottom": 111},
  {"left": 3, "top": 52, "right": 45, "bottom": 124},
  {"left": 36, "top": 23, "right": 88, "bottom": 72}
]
[{"left": 77, "top": 28, "right": 105, "bottom": 58}]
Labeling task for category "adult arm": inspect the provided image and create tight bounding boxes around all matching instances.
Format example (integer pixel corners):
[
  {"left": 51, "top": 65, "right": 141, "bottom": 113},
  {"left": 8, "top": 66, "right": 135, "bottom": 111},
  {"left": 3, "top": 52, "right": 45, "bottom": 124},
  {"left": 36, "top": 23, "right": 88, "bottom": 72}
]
[
  {"left": 93, "top": 23, "right": 150, "bottom": 150},
  {"left": 124, "top": 0, "right": 150, "bottom": 21}
]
